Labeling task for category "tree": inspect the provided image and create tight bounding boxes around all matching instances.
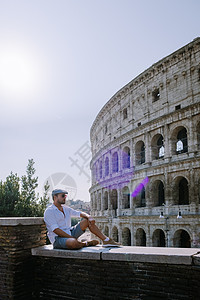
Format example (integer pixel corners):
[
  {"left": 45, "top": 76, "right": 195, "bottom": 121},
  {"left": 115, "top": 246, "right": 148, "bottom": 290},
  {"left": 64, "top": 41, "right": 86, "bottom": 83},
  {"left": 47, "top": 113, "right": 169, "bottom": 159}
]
[
  {"left": 0, "top": 159, "right": 50, "bottom": 217},
  {"left": 36, "top": 180, "right": 50, "bottom": 217},
  {"left": 14, "top": 159, "right": 39, "bottom": 216},
  {"left": 0, "top": 172, "right": 20, "bottom": 217}
]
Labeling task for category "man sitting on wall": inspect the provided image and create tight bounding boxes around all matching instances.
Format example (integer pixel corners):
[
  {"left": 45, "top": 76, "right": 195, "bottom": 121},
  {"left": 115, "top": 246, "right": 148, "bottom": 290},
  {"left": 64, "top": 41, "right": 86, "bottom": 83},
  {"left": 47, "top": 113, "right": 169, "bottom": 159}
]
[{"left": 44, "top": 189, "right": 120, "bottom": 249}]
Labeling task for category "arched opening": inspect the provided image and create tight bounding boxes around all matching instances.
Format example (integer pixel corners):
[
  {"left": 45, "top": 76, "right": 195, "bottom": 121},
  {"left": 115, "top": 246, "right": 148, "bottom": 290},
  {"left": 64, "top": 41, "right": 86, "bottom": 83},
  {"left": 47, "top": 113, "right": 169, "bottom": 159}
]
[
  {"left": 151, "top": 180, "right": 165, "bottom": 207},
  {"left": 122, "top": 186, "right": 130, "bottom": 209},
  {"left": 122, "top": 146, "right": 130, "bottom": 169},
  {"left": 122, "top": 227, "right": 131, "bottom": 246},
  {"left": 105, "top": 157, "right": 109, "bottom": 176},
  {"left": 112, "top": 152, "right": 119, "bottom": 173},
  {"left": 176, "top": 127, "right": 188, "bottom": 154},
  {"left": 135, "top": 141, "right": 145, "bottom": 165},
  {"left": 151, "top": 134, "right": 164, "bottom": 160},
  {"left": 197, "top": 122, "right": 200, "bottom": 150},
  {"left": 93, "top": 195, "right": 97, "bottom": 210},
  {"left": 134, "top": 184, "right": 146, "bottom": 207},
  {"left": 90, "top": 195, "right": 94, "bottom": 210},
  {"left": 97, "top": 193, "right": 101, "bottom": 211},
  {"left": 158, "top": 181, "right": 165, "bottom": 206},
  {"left": 103, "top": 191, "right": 108, "bottom": 210},
  {"left": 199, "top": 178, "right": 200, "bottom": 204},
  {"left": 112, "top": 226, "right": 119, "bottom": 242},
  {"left": 140, "top": 185, "right": 146, "bottom": 207},
  {"left": 173, "top": 229, "right": 191, "bottom": 248},
  {"left": 110, "top": 189, "right": 118, "bottom": 212},
  {"left": 99, "top": 160, "right": 103, "bottom": 179},
  {"left": 179, "top": 177, "right": 189, "bottom": 205},
  {"left": 136, "top": 228, "right": 146, "bottom": 246},
  {"left": 152, "top": 229, "right": 166, "bottom": 247},
  {"left": 93, "top": 163, "right": 98, "bottom": 182},
  {"left": 104, "top": 226, "right": 109, "bottom": 237}
]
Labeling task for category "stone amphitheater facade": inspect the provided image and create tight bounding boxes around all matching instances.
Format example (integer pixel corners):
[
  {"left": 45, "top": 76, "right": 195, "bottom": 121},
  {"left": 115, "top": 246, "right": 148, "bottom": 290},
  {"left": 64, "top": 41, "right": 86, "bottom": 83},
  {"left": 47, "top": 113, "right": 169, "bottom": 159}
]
[{"left": 89, "top": 38, "right": 200, "bottom": 248}]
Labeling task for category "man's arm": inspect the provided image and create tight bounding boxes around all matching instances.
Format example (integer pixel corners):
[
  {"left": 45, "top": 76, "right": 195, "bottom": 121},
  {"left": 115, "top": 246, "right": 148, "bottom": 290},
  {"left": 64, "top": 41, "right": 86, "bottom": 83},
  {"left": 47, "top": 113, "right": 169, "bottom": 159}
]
[
  {"left": 80, "top": 212, "right": 95, "bottom": 225},
  {"left": 53, "top": 228, "right": 73, "bottom": 238}
]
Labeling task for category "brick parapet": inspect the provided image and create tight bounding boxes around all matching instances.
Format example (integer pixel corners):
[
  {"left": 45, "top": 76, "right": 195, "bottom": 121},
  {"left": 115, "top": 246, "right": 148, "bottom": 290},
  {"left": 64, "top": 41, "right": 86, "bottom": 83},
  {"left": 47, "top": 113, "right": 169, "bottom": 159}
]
[
  {"left": 32, "top": 245, "right": 200, "bottom": 299},
  {"left": 0, "top": 217, "right": 46, "bottom": 300},
  {"left": 1, "top": 218, "right": 200, "bottom": 299}
]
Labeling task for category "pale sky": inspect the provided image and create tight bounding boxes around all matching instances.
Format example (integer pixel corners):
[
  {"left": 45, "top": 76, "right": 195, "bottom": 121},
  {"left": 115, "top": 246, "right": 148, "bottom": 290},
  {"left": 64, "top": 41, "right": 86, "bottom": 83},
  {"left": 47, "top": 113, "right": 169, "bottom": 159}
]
[{"left": 0, "top": 0, "right": 199, "bottom": 201}]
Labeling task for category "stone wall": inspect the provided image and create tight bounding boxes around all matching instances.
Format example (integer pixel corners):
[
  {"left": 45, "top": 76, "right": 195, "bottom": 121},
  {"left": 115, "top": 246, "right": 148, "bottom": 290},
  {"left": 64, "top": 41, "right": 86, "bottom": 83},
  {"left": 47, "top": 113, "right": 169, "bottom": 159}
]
[
  {"left": 0, "top": 218, "right": 46, "bottom": 300},
  {"left": 32, "top": 245, "right": 200, "bottom": 300}
]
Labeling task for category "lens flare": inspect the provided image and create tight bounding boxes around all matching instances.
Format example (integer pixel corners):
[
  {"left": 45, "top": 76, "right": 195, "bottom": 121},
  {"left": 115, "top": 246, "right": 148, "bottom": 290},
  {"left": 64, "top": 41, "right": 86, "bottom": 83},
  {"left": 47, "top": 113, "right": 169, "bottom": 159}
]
[{"left": 131, "top": 176, "right": 149, "bottom": 197}]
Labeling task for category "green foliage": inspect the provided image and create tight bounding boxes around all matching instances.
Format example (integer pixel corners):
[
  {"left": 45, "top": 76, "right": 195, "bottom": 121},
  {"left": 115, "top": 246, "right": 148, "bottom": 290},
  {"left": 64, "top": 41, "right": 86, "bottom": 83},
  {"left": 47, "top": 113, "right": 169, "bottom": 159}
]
[
  {"left": 71, "top": 217, "right": 79, "bottom": 226},
  {"left": 0, "top": 172, "right": 20, "bottom": 216},
  {"left": 14, "top": 159, "right": 39, "bottom": 216},
  {"left": 36, "top": 180, "right": 50, "bottom": 217},
  {"left": 0, "top": 159, "right": 50, "bottom": 217}
]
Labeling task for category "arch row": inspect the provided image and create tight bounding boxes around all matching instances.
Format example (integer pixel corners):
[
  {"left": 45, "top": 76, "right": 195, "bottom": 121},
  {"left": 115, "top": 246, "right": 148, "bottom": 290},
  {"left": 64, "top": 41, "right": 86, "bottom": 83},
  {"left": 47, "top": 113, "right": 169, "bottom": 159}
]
[
  {"left": 91, "top": 175, "right": 192, "bottom": 212},
  {"left": 100, "top": 225, "right": 193, "bottom": 248},
  {"left": 92, "top": 123, "right": 200, "bottom": 183}
]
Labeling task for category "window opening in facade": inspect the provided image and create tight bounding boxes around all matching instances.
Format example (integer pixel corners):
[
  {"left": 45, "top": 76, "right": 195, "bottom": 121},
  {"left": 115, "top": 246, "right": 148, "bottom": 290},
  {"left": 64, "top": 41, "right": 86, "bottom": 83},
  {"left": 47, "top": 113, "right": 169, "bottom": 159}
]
[
  {"left": 179, "top": 177, "right": 189, "bottom": 205},
  {"left": 158, "top": 181, "right": 165, "bottom": 206},
  {"left": 104, "top": 226, "right": 109, "bottom": 237},
  {"left": 176, "top": 128, "right": 188, "bottom": 153},
  {"left": 175, "top": 104, "right": 181, "bottom": 110},
  {"left": 103, "top": 191, "right": 108, "bottom": 210},
  {"left": 122, "top": 228, "right": 131, "bottom": 246},
  {"left": 122, "top": 186, "right": 130, "bottom": 209},
  {"left": 105, "top": 124, "right": 108, "bottom": 134},
  {"left": 157, "top": 136, "right": 164, "bottom": 158},
  {"left": 94, "top": 163, "right": 98, "bottom": 182},
  {"left": 140, "top": 185, "right": 146, "bottom": 207},
  {"left": 123, "top": 108, "right": 128, "bottom": 119},
  {"left": 112, "top": 226, "right": 119, "bottom": 242},
  {"left": 152, "top": 88, "right": 160, "bottom": 102},
  {"left": 97, "top": 193, "right": 101, "bottom": 211},
  {"left": 135, "top": 141, "right": 145, "bottom": 165},
  {"left": 122, "top": 147, "right": 130, "bottom": 169},
  {"left": 136, "top": 228, "right": 146, "bottom": 246},
  {"left": 110, "top": 189, "right": 118, "bottom": 215},
  {"left": 152, "top": 229, "right": 166, "bottom": 247},
  {"left": 99, "top": 161, "right": 103, "bottom": 179},
  {"left": 197, "top": 122, "right": 200, "bottom": 149},
  {"left": 112, "top": 152, "right": 119, "bottom": 173},
  {"left": 152, "top": 134, "right": 164, "bottom": 160},
  {"left": 105, "top": 157, "right": 109, "bottom": 176},
  {"left": 173, "top": 229, "right": 191, "bottom": 248},
  {"left": 141, "top": 143, "right": 145, "bottom": 164}
]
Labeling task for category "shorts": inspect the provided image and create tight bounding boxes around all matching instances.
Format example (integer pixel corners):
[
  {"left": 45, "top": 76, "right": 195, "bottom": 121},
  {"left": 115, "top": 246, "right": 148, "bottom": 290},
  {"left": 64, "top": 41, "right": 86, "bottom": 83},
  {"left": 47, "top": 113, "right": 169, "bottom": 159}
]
[{"left": 53, "top": 222, "right": 85, "bottom": 249}]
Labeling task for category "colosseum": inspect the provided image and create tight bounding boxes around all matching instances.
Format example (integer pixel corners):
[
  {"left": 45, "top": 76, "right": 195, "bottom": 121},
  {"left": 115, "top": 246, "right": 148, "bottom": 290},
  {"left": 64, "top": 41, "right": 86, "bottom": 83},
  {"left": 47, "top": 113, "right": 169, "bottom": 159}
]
[{"left": 89, "top": 37, "right": 200, "bottom": 248}]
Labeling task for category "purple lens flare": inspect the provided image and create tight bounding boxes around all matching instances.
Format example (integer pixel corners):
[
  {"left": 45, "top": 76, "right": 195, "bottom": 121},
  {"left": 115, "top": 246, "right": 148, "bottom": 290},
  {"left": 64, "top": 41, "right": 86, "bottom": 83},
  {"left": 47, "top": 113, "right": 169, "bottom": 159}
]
[{"left": 131, "top": 176, "right": 149, "bottom": 197}]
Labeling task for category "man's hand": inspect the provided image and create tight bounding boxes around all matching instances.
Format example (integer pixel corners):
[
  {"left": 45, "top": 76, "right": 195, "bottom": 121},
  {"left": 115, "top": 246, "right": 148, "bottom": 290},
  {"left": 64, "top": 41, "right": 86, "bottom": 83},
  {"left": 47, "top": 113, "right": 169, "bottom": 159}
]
[{"left": 80, "top": 212, "right": 95, "bottom": 226}]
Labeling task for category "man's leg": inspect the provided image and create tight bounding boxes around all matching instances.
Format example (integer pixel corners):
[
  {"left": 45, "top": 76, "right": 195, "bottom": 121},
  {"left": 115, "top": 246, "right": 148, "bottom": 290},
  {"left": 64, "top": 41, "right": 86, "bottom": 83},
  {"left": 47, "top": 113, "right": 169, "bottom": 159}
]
[
  {"left": 80, "top": 218, "right": 106, "bottom": 241},
  {"left": 80, "top": 218, "right": 121, "bottom": 247},
  {"left": 66, "top": 238, "right": 86, "bottom": 250}
]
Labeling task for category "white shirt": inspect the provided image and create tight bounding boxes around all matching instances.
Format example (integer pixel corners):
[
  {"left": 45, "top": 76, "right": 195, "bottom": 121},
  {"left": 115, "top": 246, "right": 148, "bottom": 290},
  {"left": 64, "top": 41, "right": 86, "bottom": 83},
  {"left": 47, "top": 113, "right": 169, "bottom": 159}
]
[{"left": 44, "top": 204, "right": 81, "bottom": 244}]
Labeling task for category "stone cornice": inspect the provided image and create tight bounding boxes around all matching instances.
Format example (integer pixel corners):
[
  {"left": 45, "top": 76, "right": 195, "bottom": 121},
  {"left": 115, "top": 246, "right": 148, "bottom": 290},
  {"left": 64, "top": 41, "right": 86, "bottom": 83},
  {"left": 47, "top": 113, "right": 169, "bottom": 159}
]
[{"left": 0, "top": 217, "right": 44, "bottom": 226}]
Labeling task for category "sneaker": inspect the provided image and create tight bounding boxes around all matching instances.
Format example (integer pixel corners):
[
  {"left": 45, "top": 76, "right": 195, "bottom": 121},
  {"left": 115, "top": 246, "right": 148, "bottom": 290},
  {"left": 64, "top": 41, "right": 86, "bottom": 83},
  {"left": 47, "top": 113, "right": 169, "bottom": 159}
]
[
  {"left": 102, "top": 238, "right": 121, "bottom": 247},
  {"left": 86, "top": 240, "right": 99, "bottom": 247}
]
